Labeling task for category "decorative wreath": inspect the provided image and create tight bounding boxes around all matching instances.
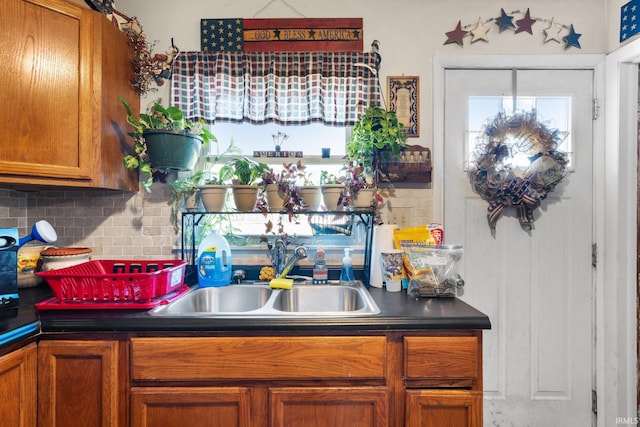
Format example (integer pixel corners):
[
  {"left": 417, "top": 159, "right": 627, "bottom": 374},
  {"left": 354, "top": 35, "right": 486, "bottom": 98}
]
[{"left": 467, "top": 111, "right": 569, "bottom": 231}]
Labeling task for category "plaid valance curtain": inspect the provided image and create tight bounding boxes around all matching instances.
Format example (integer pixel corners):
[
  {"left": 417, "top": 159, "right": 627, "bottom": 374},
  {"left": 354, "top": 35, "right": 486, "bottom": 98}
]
[{"left": 170, "top": 51, "right": 381, "bottom": 125}]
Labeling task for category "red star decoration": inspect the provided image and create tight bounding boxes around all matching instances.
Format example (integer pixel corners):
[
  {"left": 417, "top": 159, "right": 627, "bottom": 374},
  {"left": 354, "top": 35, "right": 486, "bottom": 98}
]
[
  {"left": 515, "top": 8, "right": 536, "bottom": 34},
  {"left": 444, "top": 20, "right": 468, "bottom": 47}
]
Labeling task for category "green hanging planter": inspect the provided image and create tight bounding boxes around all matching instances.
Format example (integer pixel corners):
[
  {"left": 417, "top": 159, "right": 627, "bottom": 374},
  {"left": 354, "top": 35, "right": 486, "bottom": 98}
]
[{"left": 143, "top": 130, "right": 203, "bottom": 171}]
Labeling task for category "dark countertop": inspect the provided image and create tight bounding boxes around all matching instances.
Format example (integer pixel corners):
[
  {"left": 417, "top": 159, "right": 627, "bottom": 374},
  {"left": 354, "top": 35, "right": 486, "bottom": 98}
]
[
  {"left": 33, "top": 285, "right": 491, "bottom": 333},
  {"left": 0, "top": 284, "right": 490, "bottom": 349},
  {"left": 0, "top": 284, "right": 53, "bottom": 349}
]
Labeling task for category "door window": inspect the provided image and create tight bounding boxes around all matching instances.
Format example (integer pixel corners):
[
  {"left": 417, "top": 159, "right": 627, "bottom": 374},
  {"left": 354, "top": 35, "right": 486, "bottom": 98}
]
[{"left": 466, "top": 96, "right": 572, "bottom": 169}]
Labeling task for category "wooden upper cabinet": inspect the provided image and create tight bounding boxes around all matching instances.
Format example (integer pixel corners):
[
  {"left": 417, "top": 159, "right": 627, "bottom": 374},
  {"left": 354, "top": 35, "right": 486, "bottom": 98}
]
[{"left": 0, "top": 0, "right": 139, "bottom": 191}]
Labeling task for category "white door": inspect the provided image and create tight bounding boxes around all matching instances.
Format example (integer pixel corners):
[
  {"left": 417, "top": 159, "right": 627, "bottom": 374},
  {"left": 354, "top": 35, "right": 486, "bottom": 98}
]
[{"left": 444, "top": 68, "right": 594, "bottom": 426}]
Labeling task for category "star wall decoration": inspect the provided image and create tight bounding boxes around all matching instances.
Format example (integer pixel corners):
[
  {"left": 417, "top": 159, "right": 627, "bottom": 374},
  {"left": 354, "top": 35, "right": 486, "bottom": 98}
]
[
  {"left": 470, "top": 18, "right": 490, "bottom": 43},
  {"left": 562, "top": 24, "right": 582, "bottom": 49},
  {"left": 543, "top": 17, "right": 563, "bottom": 43},
  {"left": 495, "top": 9, "right": 515, "bottom": 32},
  {"left": 444, "top": 20, "right": 468, "bottom": 47},
  {"left": 620, "top": 0, "right": 640, "bottom": 42},
  {"left": 443, "top": 8, "right": 582, "bottom": 50},
  {"left": 515, "top": 9, "right": 536, "bottom": 34}
]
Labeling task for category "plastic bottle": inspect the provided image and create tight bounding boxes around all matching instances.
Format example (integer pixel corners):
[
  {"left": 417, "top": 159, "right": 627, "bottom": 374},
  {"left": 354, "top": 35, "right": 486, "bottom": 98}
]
[
  {"left": 197, "top": 232, "right": 232, "bottom": 287},
  {"left": 339, "top": 248, "right": 355, "bottom": 285},
  {"left": 312, "top": 241, "right": 328, "bottom": 284}
]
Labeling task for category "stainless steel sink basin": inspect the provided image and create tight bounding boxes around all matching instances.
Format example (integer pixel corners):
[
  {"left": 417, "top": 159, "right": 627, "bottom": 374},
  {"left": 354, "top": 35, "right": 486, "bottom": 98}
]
[
  {"left": 149, "top": 281, "right": 380, "bottom": 317},
  {"left": 272, "top": 286, "right": 368, "bottom": 313},
  {"left": 154, "top": 285, "right": 273, "bottom": 315}
]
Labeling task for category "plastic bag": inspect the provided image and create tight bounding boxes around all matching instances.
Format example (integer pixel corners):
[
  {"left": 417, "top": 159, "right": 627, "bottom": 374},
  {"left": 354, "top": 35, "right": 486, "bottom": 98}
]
[{"left": 404, "top": 245, "right": 464, "bottom": 298}]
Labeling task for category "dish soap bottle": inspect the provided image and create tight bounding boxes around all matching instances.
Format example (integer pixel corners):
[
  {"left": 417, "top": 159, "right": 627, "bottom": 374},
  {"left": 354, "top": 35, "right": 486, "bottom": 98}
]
[
  {"left": 312, "top": 241, "right": 328, "bottom": 284},
  {"left": 339, "top": 248, "right": 355, "bottom": 285},
  {"left": 197, "top": 232, "right": 232, "bottom": 287}
]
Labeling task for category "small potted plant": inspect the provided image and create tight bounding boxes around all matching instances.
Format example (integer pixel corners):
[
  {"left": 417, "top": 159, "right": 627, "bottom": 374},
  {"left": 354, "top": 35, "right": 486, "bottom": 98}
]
[
  {"left": 169, "top": 170, "right": 207, "bottom": 232},
  {"left": 292, "top": 161, "right": 322, "bottom": 211},
  {"left": 319, "top": 170, "right": 346, "bottom": 211},
  {"left": 347, "top": 105, "right": 408, "bottom": 184},
  {"left": 169, "top": 139, "right": 241, "bottom": 220},
  {"left": 259, "top": 163, "right": 298, "bottom": 213},
  {"left": 221, "top": 157, "right": 270, "bottom": 211},
  {"left": 119, "top": 96, "right": 215, "bottom": 191},
  {"left": 342, "top": 163, "right": 379, "bottom": 209}
]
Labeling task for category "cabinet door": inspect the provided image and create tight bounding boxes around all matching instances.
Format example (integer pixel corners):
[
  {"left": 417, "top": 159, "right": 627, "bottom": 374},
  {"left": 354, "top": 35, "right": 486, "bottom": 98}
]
[
  {"left": 0, "top": 343, "right": 37, "bottom": 427},
  {"left": 38, "top": 340, "right": 122, "bottom": 427},
  {"left": 2, "top": 0, "right": 93, "bottom": 181},
  {"left": 1, "top": 0, "right": 139, "bottom": 190},
  {"left": 131, "top": 387, "right": 251, "bottom": 427},
  {"left": 405, "top": 390, "right": 482, "bottom": 427},
  {"left": 270, "top": 387, "right": 389, "bottom": 427}
]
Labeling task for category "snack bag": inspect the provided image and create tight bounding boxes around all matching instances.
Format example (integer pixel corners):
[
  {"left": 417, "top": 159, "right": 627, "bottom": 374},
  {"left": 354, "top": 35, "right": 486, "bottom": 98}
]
[
  {"left": 393, "top": 223, "right": 443, "bottom": 248},
  {"left": 404, "top": 245, "right": 464, "bottom": 298},
  {"left": 393, "top": 223, "right": 445, "bottom": 280}
]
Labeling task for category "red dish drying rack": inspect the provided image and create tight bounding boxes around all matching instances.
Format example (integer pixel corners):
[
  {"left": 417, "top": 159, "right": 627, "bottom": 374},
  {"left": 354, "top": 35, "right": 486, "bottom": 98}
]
[{"left": 35, "top": 259, "right": 188, "bottom": 310}]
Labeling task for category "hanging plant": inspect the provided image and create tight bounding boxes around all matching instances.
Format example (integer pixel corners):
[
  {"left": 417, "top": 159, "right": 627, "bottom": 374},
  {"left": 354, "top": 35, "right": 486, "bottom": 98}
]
[
  {"left": 347, "top": 105, "right": 408, "bottom": 184},
  {"left": 467, "top": 110, "right": 569, "bottom": 231}
]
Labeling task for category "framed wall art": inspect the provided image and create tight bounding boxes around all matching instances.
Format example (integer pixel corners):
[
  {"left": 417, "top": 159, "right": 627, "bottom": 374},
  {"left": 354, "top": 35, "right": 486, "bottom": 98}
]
[{"left": 388, "top": 76, "right": 419, "bottom": 137}]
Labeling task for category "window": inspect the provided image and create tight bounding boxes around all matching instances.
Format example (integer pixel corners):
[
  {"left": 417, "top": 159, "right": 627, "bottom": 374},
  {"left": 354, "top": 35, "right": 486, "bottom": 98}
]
[
  {"left": 209, "top": 120, "right": 347, "bottom": 184},
  {"left": 171, "top": 50, "right": 382, "bottom": 180},
  {"left": 171, "top": 50, "right": 380, "bottom": 256}
]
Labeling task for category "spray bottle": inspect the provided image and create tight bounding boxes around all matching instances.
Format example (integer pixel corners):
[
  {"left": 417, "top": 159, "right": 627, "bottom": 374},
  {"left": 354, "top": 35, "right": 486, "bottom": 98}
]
[{"left": 339, "top": 248, "right": 355, "bottom": 285}]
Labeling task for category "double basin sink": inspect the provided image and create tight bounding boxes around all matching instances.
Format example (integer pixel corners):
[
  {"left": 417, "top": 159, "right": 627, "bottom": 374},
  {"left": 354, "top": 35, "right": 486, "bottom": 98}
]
[{"left": 149, "top": 280, "right": 381, "bottom": 317}]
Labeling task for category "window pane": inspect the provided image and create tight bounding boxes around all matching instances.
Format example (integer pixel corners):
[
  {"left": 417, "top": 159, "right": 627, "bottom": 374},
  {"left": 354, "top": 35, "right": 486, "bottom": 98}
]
[
  {"left": 467, "top": 95, "right": 573, "bottom": 169},
  {"left": 209, "top": 122, "right": 347, "bottom": 158}
]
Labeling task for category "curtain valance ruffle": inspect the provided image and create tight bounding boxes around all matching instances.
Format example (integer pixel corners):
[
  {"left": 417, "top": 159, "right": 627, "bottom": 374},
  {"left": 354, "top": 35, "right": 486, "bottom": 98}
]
[{"left": 170, "top": 51, "right": 381, "bottom": 126}]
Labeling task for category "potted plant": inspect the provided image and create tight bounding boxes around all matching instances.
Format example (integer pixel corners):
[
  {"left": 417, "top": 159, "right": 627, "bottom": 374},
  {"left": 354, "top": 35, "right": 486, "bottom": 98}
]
[
  {"left": 118, "top": 96, "right": 215, "bottom": 191},
  {"left": 259, "top": 164, "right": 297, "bottom": 213},
  {"left": 169, "top": 170, "right": 206, "bottom": 232},
  {"left": 221, "top": 157, "right": 270, "bottom": 211},
  {"left": 292, "top": 161, "right": 322, "bottom": 211},
  {"left": 169, "top": 139, "right": 241, "bottom": 225},
  {"left": 319, "top": 170, "right": 346, "bottom": 211},
  {"left": 347, "top": 105, "right": 408, "bottom": 184},
  {"left": 342, "top": 163, "right": 379, "bottom": 209}
]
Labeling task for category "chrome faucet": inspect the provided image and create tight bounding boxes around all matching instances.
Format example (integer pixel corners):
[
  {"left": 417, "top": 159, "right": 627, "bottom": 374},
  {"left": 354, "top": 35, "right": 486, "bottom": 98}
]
[
  {"left": 272, "top": 238, "right": 287, "bottom": 276},
  {"left": 274, "top": 244, "right": 308, "bottom": 279}
]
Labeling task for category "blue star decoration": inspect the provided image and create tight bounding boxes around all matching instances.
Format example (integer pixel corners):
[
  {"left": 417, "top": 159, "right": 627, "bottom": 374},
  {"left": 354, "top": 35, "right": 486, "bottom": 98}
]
[
  {"left": 495, "top": 8, "right": 516, "bottom": 32},
  {"left": 444, "top": 20, "right": 468, "bottom": 47},
  {"left": 515, "top": 8, "right": 536, "bottom": 34},
  {"left": 563, "top": 24, "right": 582, "bottom": 49},
  {"left": 620, "top": 0, "right": 640, "bottom": 42}
]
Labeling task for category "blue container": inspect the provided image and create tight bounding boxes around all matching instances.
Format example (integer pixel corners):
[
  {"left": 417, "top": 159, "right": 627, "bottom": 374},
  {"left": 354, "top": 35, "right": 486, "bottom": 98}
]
[
  {"left": 0, "top": 229, "right": 19, "bottom": 308},
  {"left": 197, "top": 233, "right": 232, "bottom": 287}
]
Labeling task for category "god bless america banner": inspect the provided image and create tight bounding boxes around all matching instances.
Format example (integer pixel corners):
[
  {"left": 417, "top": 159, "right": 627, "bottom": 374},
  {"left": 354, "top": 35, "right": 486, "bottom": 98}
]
[{"left": 200, "top": 18, "right": 363, "bottom": 52}]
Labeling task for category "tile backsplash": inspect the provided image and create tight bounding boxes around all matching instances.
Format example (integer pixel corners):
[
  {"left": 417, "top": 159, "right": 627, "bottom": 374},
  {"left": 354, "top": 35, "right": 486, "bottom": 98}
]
[
  {"left": 1, "top": 186, "right": 178, "bottom": 259},
  {"left": 1, "top": 183, "right": 433, "bottom": 261}
]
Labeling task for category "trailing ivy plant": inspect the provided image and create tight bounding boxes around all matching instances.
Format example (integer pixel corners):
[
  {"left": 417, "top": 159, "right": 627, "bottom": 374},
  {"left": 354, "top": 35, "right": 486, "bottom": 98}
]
[{"left": 347, "top": 105, "right": 408, "bottom": 184}]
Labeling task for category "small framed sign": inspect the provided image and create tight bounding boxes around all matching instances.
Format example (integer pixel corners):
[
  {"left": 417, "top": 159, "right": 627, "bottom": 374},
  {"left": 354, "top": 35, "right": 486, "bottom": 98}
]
[{"left": 388, "top": 76, "right": 419, "bottom": 137}]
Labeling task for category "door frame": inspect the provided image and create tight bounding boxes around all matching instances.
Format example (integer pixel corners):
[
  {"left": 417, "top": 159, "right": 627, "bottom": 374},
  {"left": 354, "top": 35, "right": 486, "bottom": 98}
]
[
  {"left": 603, "top": 42, "right": 640, "bottom": 423},
  {"left": 433, "top": 54, "right": 634, "bottom": 427}
]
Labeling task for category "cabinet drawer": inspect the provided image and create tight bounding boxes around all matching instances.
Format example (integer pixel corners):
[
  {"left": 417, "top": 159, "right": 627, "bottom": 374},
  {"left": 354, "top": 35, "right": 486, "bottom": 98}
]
[
  {"left": 131, "top": 336, "right": 387, "bottom": 381},
  {"left": 403, "top": 336, "right": 478, "bottom": 382}
]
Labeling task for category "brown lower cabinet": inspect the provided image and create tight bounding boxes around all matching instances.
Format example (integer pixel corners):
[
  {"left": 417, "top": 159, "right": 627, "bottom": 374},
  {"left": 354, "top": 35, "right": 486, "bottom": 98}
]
[
  {"left": 35, "top": 331, "right": 483, "bottom": 427},
  {"left": 0, "top": 342, "right": 37, "bottom": 427},
  {"left": 37, "top": 339, "right": 123, "bottom": 427}
]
